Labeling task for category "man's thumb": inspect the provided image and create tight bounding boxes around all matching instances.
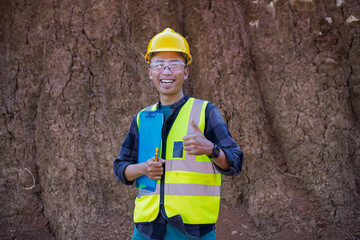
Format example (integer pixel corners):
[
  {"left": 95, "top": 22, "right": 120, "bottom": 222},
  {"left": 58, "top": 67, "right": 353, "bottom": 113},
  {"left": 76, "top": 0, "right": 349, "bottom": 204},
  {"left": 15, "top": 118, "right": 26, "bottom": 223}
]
[{"left": 191, "top": 119, "right": 201, "bottom": 132}]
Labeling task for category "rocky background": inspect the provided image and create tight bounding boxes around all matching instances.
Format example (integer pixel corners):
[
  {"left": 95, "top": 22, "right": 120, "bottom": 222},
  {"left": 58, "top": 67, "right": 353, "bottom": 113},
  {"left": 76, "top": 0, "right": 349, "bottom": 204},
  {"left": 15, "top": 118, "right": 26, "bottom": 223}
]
[{"left": 1, "top": 0, "right": 359, "bottom": 239}]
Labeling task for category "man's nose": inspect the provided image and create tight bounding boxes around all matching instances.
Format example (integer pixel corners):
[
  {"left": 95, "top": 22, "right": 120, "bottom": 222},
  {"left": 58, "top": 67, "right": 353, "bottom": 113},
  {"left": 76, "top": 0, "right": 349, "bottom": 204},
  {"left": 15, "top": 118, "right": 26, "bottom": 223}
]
[{"left": 162, "top": 66, "right": 172, "bottom": 74}]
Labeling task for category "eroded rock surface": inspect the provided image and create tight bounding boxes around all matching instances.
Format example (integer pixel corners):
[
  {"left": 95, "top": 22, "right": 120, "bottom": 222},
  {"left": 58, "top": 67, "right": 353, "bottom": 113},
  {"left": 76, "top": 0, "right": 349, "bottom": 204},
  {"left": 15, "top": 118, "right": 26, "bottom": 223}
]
[{"left": 1, "top": 0, "right": 359, "bottom": 239}]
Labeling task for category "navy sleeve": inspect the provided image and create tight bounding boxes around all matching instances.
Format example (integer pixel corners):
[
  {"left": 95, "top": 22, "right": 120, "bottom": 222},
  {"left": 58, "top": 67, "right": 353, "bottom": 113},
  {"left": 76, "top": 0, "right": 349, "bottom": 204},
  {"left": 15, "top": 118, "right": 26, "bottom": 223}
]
[
  {"left": 204, "top": 103, "right": 243, "bottom": 176},
  {"left": 113, "top": 114, "right": 139, "bottom": 185}
]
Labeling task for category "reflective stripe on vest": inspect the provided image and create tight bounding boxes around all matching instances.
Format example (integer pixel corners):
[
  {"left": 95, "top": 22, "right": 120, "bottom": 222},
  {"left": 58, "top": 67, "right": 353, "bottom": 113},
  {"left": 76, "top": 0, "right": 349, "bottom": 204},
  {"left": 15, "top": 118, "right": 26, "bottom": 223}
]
[
  {"left": 134, "top": 98, "right": 221, "bottom": 224},
  {"left": 138, "top": 182, "right": 220, "bottom": 197}
]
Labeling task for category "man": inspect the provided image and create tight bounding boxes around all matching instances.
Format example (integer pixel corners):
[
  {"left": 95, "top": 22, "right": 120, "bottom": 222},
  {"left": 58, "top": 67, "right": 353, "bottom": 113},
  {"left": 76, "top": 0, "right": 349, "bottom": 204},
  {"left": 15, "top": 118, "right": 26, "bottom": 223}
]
[{"left": 113, "top": 28, "right": 243, "bottom": 240}]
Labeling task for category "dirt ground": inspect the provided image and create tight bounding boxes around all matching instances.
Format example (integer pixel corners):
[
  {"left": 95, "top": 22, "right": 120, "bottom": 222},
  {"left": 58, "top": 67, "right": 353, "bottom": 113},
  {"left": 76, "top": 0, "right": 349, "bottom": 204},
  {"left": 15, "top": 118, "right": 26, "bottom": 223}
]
[
  {"left": 216, "top": 202, "right": 360, "bottom": 240},
  {"left": 1, "top": 200, "right": 359, "bottom": 240}
]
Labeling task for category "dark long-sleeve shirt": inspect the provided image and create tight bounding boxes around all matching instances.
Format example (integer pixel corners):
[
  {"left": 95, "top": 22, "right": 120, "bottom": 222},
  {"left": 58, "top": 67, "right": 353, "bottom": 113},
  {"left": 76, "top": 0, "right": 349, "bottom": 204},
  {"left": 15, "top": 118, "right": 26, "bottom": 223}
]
[{"left": 113, "top": 95, "right": 243, "bottom": 239}]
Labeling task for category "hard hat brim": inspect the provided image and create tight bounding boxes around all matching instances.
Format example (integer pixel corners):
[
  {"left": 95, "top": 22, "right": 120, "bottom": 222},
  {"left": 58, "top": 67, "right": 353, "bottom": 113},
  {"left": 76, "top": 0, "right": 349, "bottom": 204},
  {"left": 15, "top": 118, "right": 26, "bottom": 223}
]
[{"left": 145, "top": 49, "right": 192, "bottom": 65}]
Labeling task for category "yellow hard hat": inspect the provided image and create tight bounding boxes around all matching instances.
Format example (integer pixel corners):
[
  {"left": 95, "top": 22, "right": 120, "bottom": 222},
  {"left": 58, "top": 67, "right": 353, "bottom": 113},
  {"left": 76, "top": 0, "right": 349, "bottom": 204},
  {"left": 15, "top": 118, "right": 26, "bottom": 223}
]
[{"left": 145, "top": 28, "right": 192, "bottom": 65}]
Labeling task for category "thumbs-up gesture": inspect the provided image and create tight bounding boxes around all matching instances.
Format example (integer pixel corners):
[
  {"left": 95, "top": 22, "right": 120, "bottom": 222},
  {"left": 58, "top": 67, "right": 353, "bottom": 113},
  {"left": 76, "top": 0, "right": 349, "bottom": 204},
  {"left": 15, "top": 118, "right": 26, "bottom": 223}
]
[{"left": 182, "top": 119, "right": 213, "bottom": 156}]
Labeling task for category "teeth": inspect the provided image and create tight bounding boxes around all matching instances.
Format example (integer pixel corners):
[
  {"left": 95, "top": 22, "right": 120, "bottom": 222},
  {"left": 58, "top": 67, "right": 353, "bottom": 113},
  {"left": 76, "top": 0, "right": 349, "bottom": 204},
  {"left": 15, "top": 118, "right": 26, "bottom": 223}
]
[{"left": 161, "top": 80, "right": 174, "bottom": 85}]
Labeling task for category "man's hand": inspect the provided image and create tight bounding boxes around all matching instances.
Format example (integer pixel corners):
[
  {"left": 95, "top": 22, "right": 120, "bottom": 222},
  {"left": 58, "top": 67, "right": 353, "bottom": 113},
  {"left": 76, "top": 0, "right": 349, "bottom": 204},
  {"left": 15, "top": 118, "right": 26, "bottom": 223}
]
[
  {"left": 143, "top": 157, "right": 165, "bottom": 180},
  {"left": 182, "top": 119, "right": 213, "bottom": 156},
  {"left": 124, "top": 157, "right": 165, "bottom": 182}
]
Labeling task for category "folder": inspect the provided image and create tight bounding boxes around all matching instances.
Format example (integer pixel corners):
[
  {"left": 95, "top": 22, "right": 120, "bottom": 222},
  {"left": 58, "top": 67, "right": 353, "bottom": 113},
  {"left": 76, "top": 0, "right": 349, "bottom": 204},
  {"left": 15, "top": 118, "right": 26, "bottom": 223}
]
[{"left": 136, "top": 110, "right": 163, "bottom": 192}]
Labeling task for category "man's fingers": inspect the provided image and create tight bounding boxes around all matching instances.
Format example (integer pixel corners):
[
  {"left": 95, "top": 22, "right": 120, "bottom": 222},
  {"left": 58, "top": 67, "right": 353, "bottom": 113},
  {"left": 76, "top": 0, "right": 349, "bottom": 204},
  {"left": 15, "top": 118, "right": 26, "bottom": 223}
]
[
  {"left": 154, "top": 158, "right": 166, "bottom": 165},
  {"left": 182, "top": 139, "right": 191, "bottom": 146},
  {"left": 149, "top": 169, "right": 163, "bottom": 175},
  {"left": 150, "top": 175, "right": 162, "bottom": 180},
  {"left": 183, "top": 134, "right": 197, "bottom": 141},
  {"left": 149, "top": 157, "right": 165, "bottom": 164}
]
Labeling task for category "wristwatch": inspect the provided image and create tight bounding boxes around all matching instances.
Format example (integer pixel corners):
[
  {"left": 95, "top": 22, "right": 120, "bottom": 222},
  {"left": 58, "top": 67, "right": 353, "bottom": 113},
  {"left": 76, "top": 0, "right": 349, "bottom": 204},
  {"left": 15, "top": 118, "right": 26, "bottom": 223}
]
[{"left": 207, "top": 143, "right": 220, "bottom": 159}]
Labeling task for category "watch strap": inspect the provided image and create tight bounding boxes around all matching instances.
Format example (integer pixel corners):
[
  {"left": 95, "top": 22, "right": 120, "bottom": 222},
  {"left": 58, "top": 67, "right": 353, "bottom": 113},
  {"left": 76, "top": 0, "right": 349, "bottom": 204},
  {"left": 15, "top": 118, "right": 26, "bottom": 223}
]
[{"left": 207, "top": 143, "right": 220, "bottom": 159}]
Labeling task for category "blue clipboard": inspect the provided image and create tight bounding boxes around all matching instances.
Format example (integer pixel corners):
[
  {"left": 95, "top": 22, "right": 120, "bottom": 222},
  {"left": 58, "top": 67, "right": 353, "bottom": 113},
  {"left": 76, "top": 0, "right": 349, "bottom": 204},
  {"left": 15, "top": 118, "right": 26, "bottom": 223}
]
[{"left": 135, "top": 110, "right": 163, "bottom": 192}]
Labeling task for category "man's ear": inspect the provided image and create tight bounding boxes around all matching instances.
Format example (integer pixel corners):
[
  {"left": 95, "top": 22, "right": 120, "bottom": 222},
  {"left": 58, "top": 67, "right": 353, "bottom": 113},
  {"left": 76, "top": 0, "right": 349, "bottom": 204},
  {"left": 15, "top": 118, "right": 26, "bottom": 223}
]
[
  {"left": 184, "top": 68, "right": 190, "bottom": 80},
  {"left": 148, "top": 68, "right": 152, "bottom": 79}
]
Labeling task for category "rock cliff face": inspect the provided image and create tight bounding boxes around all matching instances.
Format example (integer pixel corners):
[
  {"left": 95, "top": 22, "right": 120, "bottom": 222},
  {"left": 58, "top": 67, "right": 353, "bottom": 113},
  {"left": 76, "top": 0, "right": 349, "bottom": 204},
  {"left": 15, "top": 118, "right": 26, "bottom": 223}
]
[{"left": 1, "top": 0, "right": 359, "bottom": 239}]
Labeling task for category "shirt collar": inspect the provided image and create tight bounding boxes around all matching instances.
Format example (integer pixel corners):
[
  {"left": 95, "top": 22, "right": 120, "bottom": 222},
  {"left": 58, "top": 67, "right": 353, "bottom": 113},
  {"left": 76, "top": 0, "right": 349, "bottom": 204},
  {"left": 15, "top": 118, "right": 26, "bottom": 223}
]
[{"left": 156, "top": 95, "right": 189, "bottom": 111}]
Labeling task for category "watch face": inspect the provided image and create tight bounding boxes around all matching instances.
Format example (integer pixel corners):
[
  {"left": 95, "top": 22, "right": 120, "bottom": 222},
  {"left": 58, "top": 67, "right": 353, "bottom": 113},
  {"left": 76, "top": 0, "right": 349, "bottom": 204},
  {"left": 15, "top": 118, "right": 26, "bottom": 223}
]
[
  {"left": 214, "top": 146, "right": 220, "bottom": 158},
  {"left": 207, "top": 144, "right": 220, "bottom": 159}
]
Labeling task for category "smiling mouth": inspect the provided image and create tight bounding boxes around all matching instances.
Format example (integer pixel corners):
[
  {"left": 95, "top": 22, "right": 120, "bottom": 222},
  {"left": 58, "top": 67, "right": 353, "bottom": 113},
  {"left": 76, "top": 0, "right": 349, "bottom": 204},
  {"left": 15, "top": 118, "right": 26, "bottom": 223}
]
[{"left": 160, "top": 79, "right": 174, "bottom": 86}]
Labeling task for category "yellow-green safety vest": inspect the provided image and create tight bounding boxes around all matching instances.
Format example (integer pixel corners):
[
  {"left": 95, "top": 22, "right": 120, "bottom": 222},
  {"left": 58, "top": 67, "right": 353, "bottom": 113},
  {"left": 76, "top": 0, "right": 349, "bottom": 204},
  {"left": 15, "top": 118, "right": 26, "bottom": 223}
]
[{"left": 134, "top": 98, "right": 221, "bottom": 224}]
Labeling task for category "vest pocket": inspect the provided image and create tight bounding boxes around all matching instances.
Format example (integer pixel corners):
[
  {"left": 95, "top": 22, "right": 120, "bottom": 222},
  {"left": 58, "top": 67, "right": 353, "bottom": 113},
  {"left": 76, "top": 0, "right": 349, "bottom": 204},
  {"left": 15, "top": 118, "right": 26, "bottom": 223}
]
[{"left": 173, "top": 141, "right": 184, "bottom": 158}]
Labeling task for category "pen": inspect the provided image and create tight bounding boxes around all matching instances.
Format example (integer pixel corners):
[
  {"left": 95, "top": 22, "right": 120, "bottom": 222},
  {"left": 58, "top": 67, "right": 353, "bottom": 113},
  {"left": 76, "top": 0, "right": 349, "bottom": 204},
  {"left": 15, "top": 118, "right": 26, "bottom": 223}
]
[{"left": 155, "top": 148, "right": 159, "bottom": 161}]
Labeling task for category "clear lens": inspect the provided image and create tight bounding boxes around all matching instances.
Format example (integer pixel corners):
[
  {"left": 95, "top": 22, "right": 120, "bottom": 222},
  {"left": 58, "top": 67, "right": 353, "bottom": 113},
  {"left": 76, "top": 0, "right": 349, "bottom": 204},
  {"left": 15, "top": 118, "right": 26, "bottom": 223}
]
[{"left": 150, "top": 61, "right": 185, "bottom": 72}]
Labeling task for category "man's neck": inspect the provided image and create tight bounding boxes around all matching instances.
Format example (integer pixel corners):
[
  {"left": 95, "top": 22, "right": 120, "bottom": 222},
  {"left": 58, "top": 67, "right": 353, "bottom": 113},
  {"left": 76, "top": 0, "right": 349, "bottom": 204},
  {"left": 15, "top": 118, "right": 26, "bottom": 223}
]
[{"left": 160, "top": 92, "right": 184, "bottom": 105}]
